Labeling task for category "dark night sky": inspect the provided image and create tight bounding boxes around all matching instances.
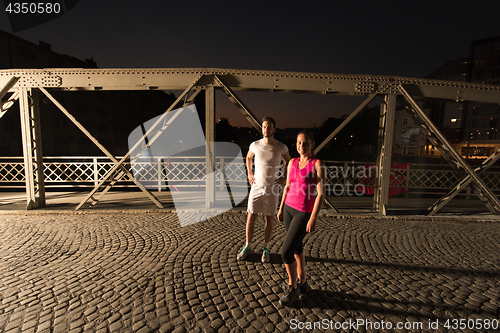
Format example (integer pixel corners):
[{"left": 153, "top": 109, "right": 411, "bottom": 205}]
[{"left": 1, "top": 0, "right": 500, "bottom": 128}]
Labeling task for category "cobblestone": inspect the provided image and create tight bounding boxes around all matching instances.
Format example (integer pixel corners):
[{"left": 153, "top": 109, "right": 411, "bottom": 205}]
[{"left": 0, "top": 212, "right": 498, "bottom": 332}]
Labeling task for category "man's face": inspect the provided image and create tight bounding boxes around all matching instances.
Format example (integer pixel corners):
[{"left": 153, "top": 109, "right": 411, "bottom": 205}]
[{"left": 262, "top": 121, "right": 275, "bottom": 138}]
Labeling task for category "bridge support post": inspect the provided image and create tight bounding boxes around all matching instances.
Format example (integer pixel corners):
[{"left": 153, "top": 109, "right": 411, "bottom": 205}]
[
  {"left": 205, "top": 84, "right": 215, "bottom": 208},
  {"left": 19, "top": 88, "right": 45, "bottom": 209},
  {"left": 373, "top": 94, "right": 396, "bottom": 215}
]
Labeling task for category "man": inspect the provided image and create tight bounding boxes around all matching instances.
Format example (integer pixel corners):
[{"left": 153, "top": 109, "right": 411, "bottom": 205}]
[{"left": 237, "top": 117, "right": 291, "bottom": 263}]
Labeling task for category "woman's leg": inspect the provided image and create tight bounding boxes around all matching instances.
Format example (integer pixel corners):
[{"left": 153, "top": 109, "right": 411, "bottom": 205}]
[
  {"left": 295, "top": 253, "right": 306, "bottom": 283},
  {"left": 281, "top": 205, "right": 308, "bottom": 288},
  {"left": 285, "top": 261, "right": 298, "bottom": 288}
]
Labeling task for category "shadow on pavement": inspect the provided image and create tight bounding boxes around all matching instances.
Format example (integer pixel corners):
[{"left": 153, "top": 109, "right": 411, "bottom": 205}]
[{"left": 305, "top": 256, "right": 500, "bottom": 278}]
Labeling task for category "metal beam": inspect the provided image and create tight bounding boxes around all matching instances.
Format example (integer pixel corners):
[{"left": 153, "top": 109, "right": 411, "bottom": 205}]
[
  {"left": 314, "top": 93, "right": 377, "bottom": 155},
  {"left": 373, "top": 94, "right": 396, "bottom": 215},
  {"left": 38, "top": 87, "right": 163, "bottom": 210},
  {"left": 3, "top": 68, "right": 500, "bottom": 214},
  {"left": 427, "top": 147, "right": 500, "bottom": 215},
  {"left": 205, "top": 85, "right": 215, "bottom": 208},
  {"left": 1, "top": 90, "right": 19, "bottom": 119},
  {"left": 19, "top": 88, "right": 45, "bottom": 209},
  {"left": 74, "top": 75, "right": 204, "bottom": 210},
  {"left": 0, "top": 76, "right": 19, "bottom": 100},
  {"left": 399, "top": 85, "right": 500, "bottom": 213},
  {"left": 214, "top": 75, "right": 262, "bottom": 132},
  {"left": 2, "top": 68, "right": 500, "bottom": 104}
]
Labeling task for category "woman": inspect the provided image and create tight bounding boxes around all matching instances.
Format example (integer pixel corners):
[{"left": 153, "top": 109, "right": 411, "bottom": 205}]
[{"left": 277, "top": 130, "right": 326, "bottom": 305}]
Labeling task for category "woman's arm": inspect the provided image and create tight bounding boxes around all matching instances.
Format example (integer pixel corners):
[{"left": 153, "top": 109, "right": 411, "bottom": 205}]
[
  {"left": 306, "top": 159, "right": 326, "bottom": 233},
  {"left": 277, "top": 158, "right": 293, "bottom": 222}
]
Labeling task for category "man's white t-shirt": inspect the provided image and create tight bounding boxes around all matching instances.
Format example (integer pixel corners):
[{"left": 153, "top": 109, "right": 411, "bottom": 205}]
[{"left": 249, "top": 139, "right": 288, "bottom": 186}]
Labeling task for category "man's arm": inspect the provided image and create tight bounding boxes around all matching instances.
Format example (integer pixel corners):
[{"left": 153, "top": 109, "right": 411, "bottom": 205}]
[{"left": 246, "top": 150, "right": 256, "bottom": 185}]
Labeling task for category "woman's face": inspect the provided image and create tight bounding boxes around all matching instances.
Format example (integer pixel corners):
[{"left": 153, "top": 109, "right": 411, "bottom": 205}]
[{"left": 296, "top": 134, "right": 314, "bottom": 156}]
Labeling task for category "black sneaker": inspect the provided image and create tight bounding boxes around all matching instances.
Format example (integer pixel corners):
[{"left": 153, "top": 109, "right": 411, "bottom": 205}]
[
  {"left": 279, "top": 285, "right": 300, "bottom": 305},
  {"left": 298, "top": 279, "right": 310, "bottom": 293}
]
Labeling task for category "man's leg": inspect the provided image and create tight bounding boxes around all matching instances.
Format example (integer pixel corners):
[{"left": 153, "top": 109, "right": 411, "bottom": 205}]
[
  {"left": 246, "top": 212, "right": 258, "bottom": 244},
  {"left": 238, "top": 212, "right": 257, "bottom": 260},
  {"left": 261, "top": 215, "right": 274, "bottom": 263},
  {"left": 263, "top": 215, "right": 274, "bottom": 244}
]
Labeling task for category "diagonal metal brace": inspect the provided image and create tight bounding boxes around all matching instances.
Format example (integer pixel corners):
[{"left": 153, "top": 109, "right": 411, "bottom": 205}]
[
  {"left": 75, "top": 75, "right": 205, "bottom": 210},
  {"left": 213, "top": 75, "right": 262, "bottom": 132},
  {"left": 401, "top": 104, "right": 498, "bottom": 214},
  {"left": 399, "top": 85, "right": 500, "bottom": 214},
  {"left": 0, "top": 77, "right": 19, "bottom": 100},
  {"left": 39, "top": 87, "right": 163, "bottom": 209},
  {"left": 399, "top": 94, "right": 498, "bottom": 213},
  {"left": 314, "top": 93, "right": 377, "bottom": 155},
  {"left": 0, "top": 77, "right": 20, "bottom": 119},
  {"left": 428, "top": 147, "right": 500, "bottom": 215}
]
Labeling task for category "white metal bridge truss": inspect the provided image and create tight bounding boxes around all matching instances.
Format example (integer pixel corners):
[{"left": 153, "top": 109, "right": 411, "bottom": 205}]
[{"left": 1, "top": 68, "right": 500, "bottom": 215}]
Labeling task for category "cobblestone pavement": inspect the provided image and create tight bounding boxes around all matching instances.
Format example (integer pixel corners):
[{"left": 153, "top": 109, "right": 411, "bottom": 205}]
[{"left": 0, "top": 211, "right": 499, "bottom": 333}]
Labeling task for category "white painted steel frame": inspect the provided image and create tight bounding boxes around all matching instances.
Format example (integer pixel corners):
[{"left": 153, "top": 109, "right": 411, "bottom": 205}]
[
  {"left": 19, "top": 88, "right": 45, "bottom": 209},
  {"left": 1, "top": 68, "right": 500, "bottom": 213}
]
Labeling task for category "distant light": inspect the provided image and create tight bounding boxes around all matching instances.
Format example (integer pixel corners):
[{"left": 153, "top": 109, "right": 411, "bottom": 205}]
[
  {"left": 179, "top": 140, "right": 182, "bottom": 143},
  {"left": 451, "top": 118, "right": 457, "bottom": 123}
]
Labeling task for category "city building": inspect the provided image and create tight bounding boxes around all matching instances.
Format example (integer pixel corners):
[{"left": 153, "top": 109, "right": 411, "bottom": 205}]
[
  {"left": 0, "top": 29, "right": 176, "bottom": 156},
  {"left": 423, "top": 36, "right": 500, "bottom": 159},
  {"left": 462, "top": 36, "right": 500, "bottom": 158},
  {"left": 392, "top": 105, "right": 431, "bottom": 157}
]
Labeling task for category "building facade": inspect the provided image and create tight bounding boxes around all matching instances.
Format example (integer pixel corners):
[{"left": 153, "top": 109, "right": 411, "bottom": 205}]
[
  {"left": 423, "top": 36, "right": 500, "bottom": 159},
  {"left": 0, "top": 29, "right": 175, "bottom": 157}
]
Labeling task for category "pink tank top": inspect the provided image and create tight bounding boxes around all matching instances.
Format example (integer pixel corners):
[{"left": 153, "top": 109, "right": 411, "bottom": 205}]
[{"left": 285, "top": 158, "right": 318, "bottom": 213}]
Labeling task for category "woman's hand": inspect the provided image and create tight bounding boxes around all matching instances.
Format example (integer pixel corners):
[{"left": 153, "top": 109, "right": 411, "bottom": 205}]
[
  {"left": 306, "top": 218, "right": 316, "bottom": 233},
  {"left": 277, "top": 208, "right": 283, "bottom": 222}
]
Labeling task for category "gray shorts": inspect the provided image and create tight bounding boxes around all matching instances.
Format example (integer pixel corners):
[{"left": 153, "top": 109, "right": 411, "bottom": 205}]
[{"left": 247, "top": 184, "right": 280, "bottom": 216}]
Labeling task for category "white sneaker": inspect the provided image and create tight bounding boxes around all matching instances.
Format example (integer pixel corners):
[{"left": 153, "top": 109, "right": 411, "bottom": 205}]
[
  {"left": 261, "top": 248, "right": 270, "bottom": 263},
  {"left": 237, "top": 246, "right": 252, "bottom": 260}
]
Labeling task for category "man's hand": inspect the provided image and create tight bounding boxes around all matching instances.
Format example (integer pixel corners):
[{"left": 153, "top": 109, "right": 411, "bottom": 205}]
[{"left": 248, "top": 173, "right": 256, "bottom": 185}]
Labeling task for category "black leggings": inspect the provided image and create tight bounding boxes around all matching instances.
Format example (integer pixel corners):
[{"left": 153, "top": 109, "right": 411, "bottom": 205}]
[{"left": 281, "top": 204, "right": 311, "bottom": 264}]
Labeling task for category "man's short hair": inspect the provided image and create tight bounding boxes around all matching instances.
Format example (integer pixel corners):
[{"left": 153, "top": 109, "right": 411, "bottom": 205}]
[{"left": 262, "top": 116, "right": 276, "bottom": 128}]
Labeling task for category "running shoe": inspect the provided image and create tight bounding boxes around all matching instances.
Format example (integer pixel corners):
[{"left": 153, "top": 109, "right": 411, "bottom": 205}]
[
  {"left": 261, "top": 248, "right": 270, "bottom": 263},
  {"left": 279, "top": 285, "right": 301, "bottom": 305},
  {"left": 298, "top": 279, "right": 310, "bottom": 293},
  {"left": 237, "top": 246, "right": 252, "bottom": 261}
]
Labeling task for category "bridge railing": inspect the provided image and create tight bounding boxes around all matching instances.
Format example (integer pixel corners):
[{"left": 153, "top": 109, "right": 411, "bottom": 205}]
[{"left": 1, "top": 157, "right": 499, "bottom": 198}]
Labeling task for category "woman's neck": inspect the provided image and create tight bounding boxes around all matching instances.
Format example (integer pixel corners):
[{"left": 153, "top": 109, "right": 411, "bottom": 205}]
[{"left": 299, "top": 154, "right": 312, "bottom": 162}]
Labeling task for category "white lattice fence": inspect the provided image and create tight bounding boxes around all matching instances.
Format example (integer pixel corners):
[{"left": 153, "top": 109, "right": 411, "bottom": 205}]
[{"left": 1, "top": 157, "right": 500, "bottom": 196}]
